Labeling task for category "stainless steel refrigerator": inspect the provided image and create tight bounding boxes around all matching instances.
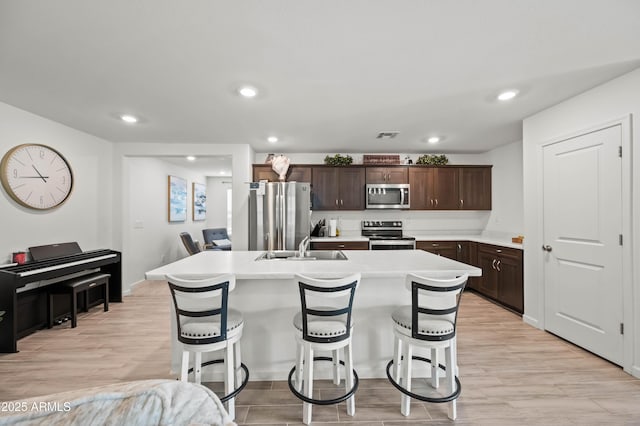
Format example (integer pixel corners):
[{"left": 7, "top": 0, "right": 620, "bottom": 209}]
[{"left": 249, "top": 181, "right": 311, "bottom": 251}]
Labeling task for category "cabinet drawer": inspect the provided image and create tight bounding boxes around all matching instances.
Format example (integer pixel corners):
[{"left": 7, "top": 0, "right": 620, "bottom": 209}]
[
  {"left": 310, "top": 241, "right": 369, "bottom": 250},
  {"left": 416, "top": 241, "right": 458, "bottom": 260},
  {"left": 477, "top": 244, "right": 522, "bottom": 261}
]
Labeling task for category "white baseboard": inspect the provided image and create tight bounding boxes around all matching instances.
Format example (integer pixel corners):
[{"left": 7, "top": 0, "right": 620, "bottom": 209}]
[
  {"left": 522, "top": 314, "right": 541, "bottom": 329},
  {"left": 629, "top": 365, "right": 640, "bottom": 379}
]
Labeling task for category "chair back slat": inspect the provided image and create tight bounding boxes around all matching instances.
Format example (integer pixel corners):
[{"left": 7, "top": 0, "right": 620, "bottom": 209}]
[
  {"left": 295, "top": 273, "right": 360, "bottom": 344},
  {"left": 406, "top": 273, "right": 468, "bottom": 342},
  {"left": 167, "top": 274, "right": 235, "bottom": 345}
]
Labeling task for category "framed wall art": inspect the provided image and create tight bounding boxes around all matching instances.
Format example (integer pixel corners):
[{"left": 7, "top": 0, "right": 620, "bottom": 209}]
[
  {"left": 168, "top": 175, "right": 187, "bottom": 222},
  {"left": 192, "top": 182, "right": 206, "bottom": 221}
]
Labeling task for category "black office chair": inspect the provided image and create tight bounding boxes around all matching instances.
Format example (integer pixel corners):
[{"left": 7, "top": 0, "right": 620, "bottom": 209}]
[
  {"left": 180, "top": 232, "right": 201, "bottom": 256},
  {"left": 202, "top": 228, "right": 232, "bottom": 251}
]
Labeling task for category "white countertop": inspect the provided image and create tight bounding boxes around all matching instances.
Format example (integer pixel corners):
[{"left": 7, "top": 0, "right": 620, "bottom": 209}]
[
  {"left": 145, "top": 249, "right": 481, "bottom": 281},
  {"left": 311, "top": 234, "right": 523, "bottom": 250}
]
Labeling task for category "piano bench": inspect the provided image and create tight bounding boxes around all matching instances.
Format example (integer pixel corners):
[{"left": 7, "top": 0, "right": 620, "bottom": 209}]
[{"left": 47, "top": 273, "right": 110, "bottom": 329}]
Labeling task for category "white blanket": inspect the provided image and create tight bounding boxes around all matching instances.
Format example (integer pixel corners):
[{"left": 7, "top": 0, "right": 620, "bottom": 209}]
[{"left": 0, "top": 379, "right": 235, "bottom": 426}]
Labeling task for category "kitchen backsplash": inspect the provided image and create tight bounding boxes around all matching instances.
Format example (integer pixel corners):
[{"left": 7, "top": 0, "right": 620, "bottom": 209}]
[{"left": 311, "top": 210, "right": 491, "bottom": 237}]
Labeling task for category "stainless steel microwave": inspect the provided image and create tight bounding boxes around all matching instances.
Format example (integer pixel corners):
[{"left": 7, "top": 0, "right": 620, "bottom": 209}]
[{"left": 365, "top": 184, "right": 410, "bottom": 209}]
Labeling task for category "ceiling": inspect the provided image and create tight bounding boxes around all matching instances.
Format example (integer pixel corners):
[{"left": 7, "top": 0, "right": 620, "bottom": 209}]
[{"left": 1, "top": 1, "right": 639, "bottom": 155}]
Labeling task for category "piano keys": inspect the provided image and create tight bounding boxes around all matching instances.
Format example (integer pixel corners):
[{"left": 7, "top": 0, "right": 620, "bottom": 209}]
[{"left": 0, "top": 244, "right": 121, "bottom": 353}]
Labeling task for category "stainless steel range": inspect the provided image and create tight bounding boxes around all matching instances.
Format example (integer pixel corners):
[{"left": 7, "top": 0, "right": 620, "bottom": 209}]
[{"left": 361, "top": 220, "right": 416, "bottom": 250}]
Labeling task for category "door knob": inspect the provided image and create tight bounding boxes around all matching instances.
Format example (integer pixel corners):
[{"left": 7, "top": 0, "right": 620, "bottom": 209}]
[{"left": 542, "top": 245, "right": 552, "bottom": 252}]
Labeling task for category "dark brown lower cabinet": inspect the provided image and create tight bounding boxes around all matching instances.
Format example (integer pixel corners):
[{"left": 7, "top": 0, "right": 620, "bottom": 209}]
[
  {"left": 476, "top": 244, "right": 523, "bottom": 314},
  {"left": 310, "top": 241, "right": 369, "bottom": 250},
  {"left": 416, "top": 241, "right": 458, "bottom": 259}
]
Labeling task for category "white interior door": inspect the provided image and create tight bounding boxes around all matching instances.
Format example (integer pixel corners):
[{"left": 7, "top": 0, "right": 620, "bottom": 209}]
[{"left": 543, "top": 124, "right": 623, "bottom": 365}]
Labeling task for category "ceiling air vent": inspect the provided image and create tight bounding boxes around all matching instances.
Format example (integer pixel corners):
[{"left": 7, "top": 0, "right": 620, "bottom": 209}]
[{"left": 376, "top": 131, "right": 400, "bottom": 139}]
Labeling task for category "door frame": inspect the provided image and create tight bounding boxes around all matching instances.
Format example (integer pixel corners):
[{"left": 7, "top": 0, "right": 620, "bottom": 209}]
[{"left": 530, "top": 115, "right": 633, "bottom": 375}]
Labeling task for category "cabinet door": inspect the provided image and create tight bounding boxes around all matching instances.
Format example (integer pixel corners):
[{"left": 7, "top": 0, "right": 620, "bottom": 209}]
[
  {"left": 496, "top": 251, "right": 524, "bottom": 313},
  {"left": 459, "top": 167, "right": 492, "bottom": 210},
  {"left": 311, "top": 241, "right": 369, "bottom": 250},
  {"left": 417, "top": 241, "right": 458, "bottom": 260},
  {"left": 408, "top": 167, "right": 434, "bottom": 209},
  {"left": 253, "top": 165, "right": 277, "bottom": 182},
  {"left": 288, "top": 166, "right": 312, "bottom": 183},
  {"left": 477, "top": 250, "right": 499, "bottom": 299},
  {"left": 338, "top": 167, "right": 365, "bottom": 210},
  {"left": 311, "top": 167, "right": 338, "bottom": 210},
  {"left": 365, "top": 167, "right": 407, "bottom": 184},
  {"left": 433, "top": 167, "right": 459, "bottom": 210}
]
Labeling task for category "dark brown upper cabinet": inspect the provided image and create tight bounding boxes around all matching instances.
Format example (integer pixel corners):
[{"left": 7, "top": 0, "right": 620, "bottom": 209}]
[
  {"left": 409, "top": 166, "right": 459, "bottom": 210},
  {"left": 458, "top": 166, "right": 492, "bottom": 210},
  {"left": 311, "top": 166, "right": 365, "bottom": 210},
  {"left": 365, "top": 167, "right": 408, "bottom": 184}
]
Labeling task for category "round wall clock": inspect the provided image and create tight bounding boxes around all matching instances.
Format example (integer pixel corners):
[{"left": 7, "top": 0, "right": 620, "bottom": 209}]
[{"left": 0, "top": 143, "right": 74, "bottom": 210}]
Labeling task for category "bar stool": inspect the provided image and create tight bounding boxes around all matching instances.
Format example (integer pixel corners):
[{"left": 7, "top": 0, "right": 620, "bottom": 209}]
[
  {"left": 386, "top": 273, "right": 468, "bottom": 420},
  {"left": 287, "top": 273, "right": 361, "bottom": 425},
  {"left": 166, "top": 274, "right": 249, "bottom": 420}
]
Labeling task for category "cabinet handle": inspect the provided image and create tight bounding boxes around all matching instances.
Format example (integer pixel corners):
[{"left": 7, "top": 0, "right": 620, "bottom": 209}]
[
  {"left": 335, "top": 199, "right": 338, "bottom": 206},
  {"left": 340, "top": 199, "right": 344, "bottom": 206},
  {"left": 492, "top": 259, "right": 497, "bottom": 270},
  {"left": 430, "top": 199, "right": 434, "bottom": 207},
  {"left": 457, "top": 243, "right": 462, "bottom": 252},
  {"left": 435, "top": 199, "right": 438, "bottom": 207},
  {"left": 496, "top": 260, "right": 502, "bottom": 272},
  {"left": 460, "top": 199, "right": 464, "bottom": 207},
  {"left": 432, "top": 243, "right": 439, "bottom": 247},
  {"left": 496, "top": 249, "right": 502, "bottom": 253},
  {"left": 339, "top": 244, "right": 345, "bottom": 248}
]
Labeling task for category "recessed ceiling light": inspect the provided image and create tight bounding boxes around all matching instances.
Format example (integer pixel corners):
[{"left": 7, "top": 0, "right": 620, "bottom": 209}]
[
  {"left": 427, "top": 136, "right": 440, "bottom": 144},
  {"left": 267, "top": 136, "right": 278, "bottom": 143},
  {"left": 238, "top": 86, "right": 258, "bottom": 98},
  {"left": 497, "top": 90, "right": 519, "bottom": 101},
  {"left": 186, "top": 156, "right": 196, "bottom": 161},
  {"left": 120, "top": 114, "right": 138, "bottom": 123}
]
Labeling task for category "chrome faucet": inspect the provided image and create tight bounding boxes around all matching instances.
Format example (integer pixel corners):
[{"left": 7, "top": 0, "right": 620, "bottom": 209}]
[{"left": 298, "top": 236, "right": 310, "bottom": 257}]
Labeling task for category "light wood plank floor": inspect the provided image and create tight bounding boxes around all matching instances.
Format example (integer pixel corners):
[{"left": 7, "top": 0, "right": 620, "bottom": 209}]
[{"left": 1, "top": 281, "right": 639, "bottom": 425}]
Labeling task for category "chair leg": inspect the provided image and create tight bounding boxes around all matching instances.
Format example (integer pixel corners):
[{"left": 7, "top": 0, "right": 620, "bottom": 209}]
[
  {"left": 393, "top": 335, "right": 402, "bottom": 383},
  {"left": 445, "top": 344, "right": 457, "bottom": 420},
  {"left": 431, "top": 347, "right": 439, "bottom": 389},
  {"left": 234, "top": 341, "right": 243, "bottom": 390},
  {"left": 103, "top": 282, "right": 109, "bottom": 312},
  {"left": 180, "top": 351, "right": 189, "bottom": 381},
  {"left": 401, "top": 343, "right": 412, "bottom": 416},
  {"left": 333, "top": 348, "right": 341, "bottom": 385},
  {"left": 303, "top": 344, "right": 314, "bottom": 425},
  {"left": 194, "top": 352, "right": 203, "bottom": 384},
  {"left": 225, "top": 343, "right": 236, "bottom": 420},
  {"left": 295, "top": 342, "right": 304, "bottom": 392},
  {"left": 345, "top": 342, "right": 355, "bottom": 416}
]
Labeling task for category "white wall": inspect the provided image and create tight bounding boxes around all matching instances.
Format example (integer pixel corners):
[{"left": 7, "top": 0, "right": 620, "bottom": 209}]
[
  {"left": 523, "top": 67, "right": 640, "bottom": 377},
  {"left": 126, "top": 157, "right": 208, "bottom": 293},
  {"left": 482, "top": 141, "right": 524, "bottom": 237},
  {"left": 206, "top": 177, "right": 232, "bottom": 231},
  {"left": 0, "top": 102, "right": 113, "bottom": 263}
]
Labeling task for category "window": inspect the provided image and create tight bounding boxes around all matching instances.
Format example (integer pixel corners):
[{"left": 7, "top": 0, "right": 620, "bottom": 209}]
[{"left": 226, "top": 188, "right": 232, "bottom": 237}]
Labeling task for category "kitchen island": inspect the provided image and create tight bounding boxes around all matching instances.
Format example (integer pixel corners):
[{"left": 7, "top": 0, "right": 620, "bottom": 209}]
[{"left": 145, "top": 249, "right": 481, "bottom": 380}]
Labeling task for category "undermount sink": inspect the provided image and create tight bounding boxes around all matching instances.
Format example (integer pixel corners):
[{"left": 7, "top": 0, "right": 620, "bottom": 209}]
[{"left": 255, "top": 250, "right": 348, "bottom": 261}]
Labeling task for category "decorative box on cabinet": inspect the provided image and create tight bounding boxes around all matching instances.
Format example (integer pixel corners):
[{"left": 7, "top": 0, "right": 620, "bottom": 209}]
[
  {"left": 476, "top": 244, "right": 523, "bottom": 314},
  {"left": 310, "top": 241, "right": 369, "bottom": 250},
  {"left": 311, "top": 166, "right": 365, "bottom": 210}
]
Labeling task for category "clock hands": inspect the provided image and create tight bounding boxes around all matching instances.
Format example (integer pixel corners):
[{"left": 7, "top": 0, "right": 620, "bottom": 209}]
[{"left": 31, "top": 165, "right": 48, "bottom": 183}]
